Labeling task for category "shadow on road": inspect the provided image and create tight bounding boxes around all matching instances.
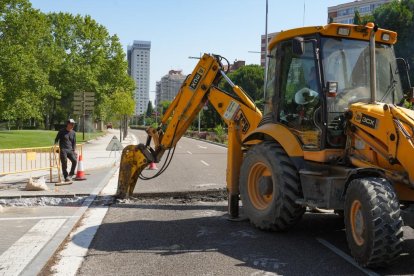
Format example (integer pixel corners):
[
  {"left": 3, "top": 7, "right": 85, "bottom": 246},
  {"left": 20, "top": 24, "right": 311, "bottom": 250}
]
[
  {"left": 74, "top": 201, "right": 414, "bottom": 275},
  {"left": 74, "top": 202, "right": 378, "bottom": 276}
]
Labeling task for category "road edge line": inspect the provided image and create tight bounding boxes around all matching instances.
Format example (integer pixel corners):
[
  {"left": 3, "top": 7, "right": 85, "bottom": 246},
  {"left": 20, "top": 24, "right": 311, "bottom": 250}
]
[{"left": 316, "top": 238, "right": 380, "bottom": 276}]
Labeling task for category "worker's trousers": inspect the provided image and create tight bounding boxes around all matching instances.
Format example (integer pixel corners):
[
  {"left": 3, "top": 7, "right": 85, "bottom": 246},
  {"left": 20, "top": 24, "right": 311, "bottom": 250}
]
[{"left": 60, "top": 149, "right": 77, "bottom": 178}]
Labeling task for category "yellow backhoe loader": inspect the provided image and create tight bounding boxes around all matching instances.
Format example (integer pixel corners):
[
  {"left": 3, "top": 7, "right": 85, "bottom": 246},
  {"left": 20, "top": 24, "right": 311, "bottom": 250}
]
[{"left": 117, "top": 22, "right": 414, "bottom": 267}]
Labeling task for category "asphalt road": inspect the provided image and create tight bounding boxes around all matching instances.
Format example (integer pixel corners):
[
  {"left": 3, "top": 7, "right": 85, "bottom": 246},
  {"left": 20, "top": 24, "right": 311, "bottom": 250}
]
[
  {"left": 77, "top": 196, "right": 414, "bottom": 276},
  {"left": 130, "top": 129, "right": 227, "bottom": 194},
  {"left": 77, "top": 132, "right": 414, "bottom": 276}
]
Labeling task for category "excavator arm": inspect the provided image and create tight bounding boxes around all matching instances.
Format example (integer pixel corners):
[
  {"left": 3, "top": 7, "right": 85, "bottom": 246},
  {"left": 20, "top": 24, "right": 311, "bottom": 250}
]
[{"left": 117, "top": 54, "right": 262, "bottom": 216}]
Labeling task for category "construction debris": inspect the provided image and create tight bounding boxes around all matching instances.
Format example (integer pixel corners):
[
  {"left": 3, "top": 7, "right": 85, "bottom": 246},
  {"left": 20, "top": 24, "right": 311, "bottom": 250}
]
[{"left": 25, "top": 176, "right": 49, "bottom": 191}]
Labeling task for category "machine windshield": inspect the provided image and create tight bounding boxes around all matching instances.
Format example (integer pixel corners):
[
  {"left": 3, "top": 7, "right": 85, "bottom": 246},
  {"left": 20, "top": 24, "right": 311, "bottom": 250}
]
[{"left": 321, "top": 37, "right": 404, "bottom": 113}]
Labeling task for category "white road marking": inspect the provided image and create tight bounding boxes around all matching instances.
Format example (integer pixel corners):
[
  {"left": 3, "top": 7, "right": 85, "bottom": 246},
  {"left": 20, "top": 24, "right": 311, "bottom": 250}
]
[
  {"left": 0, "top": 216, "right": 76, "bottom": 221},
  {"left": 50, "top": 171, "right": 118, "bottom": 276},
  {"left": 316, "top": 238, "right": 380, "bottom": 276},
  {"left": 51, "top": 208, "right": 108, "bottom": 276},
  {"left": 187, "top": 151, "right": 192, "bottom": 155},
  {"left": 197, "top": 145, "right": 207, "bottom": 149},
  {"left": 0, "top": 219, "right": 66, "bottom": 276},
  {"left": 200, "top": 160, "right": 210, "bottom": 166}
]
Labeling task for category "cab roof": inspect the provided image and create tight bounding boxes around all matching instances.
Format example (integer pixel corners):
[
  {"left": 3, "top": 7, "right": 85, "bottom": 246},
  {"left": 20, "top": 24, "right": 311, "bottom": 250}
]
[{"left": 268, "top": 23, "right": 397, "bottom": 51}]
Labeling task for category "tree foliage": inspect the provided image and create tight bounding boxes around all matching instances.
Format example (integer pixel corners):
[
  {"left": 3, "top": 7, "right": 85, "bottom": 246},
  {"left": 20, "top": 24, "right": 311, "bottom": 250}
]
[
  {"left": 146, "top": 101, "right": 154, "bottom": 117},
  {"left": 0, "top": 0, "right": 135, "bottom": 129},
  {"left": 109, "top": 90, "right": 135, "bottom": 120},
  {"left": 364, "top": 0, "right": 414, "bottom": 81},
  {"left": 193, "top": 64, "right": 265, "bottom": 129},
  {"left": 0, "top": 0, "right": 55, "bottom": 128},
  {"left": 353, "top": 10, "right": 362, "bottom": 25},
  {"left": 219, "top": 65, "right": 265, "bottom": 102},
  {"left": 159, "top": 100, "right": 172, "bottom": 116}
]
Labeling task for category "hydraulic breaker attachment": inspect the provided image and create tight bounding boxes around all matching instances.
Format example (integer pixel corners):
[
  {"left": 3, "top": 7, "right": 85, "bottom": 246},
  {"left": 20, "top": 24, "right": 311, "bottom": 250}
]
[{"left": 116, "top": 144, "right": 154, "bottom": 198}]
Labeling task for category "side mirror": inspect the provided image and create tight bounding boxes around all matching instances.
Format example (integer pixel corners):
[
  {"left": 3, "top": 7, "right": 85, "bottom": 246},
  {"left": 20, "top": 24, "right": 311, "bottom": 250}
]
[
  {"left": 292, "top": 37, "right": 304, "bottom": 56},
  {"left": 396, "top": 58, "right": 412, "bottom": 92}
]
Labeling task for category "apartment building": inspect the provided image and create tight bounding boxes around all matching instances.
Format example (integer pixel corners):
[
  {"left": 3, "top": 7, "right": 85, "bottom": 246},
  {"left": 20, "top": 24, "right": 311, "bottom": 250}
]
[
  {"left": 127, "top": 40, "right": 151, "bottom": 115},
  {"left": 155, "top": 70, "right": 186, "bottom": 106},
  {"left": 260, "top": 32, "right": 279, "bottom": 67},
  {"left": 328, "top": 0, "right": 392, "bottom": 24}
]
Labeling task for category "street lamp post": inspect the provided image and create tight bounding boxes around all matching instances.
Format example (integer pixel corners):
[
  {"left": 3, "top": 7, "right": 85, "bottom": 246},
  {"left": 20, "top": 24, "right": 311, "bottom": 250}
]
[
  {"left": 198, "top": 112, "right": 201, "bottom": 133},
  {"left": 264, "top": 0, "right": 269, "bottom": 100}
]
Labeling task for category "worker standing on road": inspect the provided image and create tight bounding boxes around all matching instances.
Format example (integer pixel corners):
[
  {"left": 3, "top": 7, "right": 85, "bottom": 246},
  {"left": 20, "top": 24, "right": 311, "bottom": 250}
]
[{"left": 55, "top": 119, "right": 77, "bottom": 182}]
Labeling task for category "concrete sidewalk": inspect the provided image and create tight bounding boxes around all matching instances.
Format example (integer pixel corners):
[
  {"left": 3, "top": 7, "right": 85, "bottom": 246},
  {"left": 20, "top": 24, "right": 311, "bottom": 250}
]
[{"left": 0, "top": 129, "right": 137, "bottom": 198}]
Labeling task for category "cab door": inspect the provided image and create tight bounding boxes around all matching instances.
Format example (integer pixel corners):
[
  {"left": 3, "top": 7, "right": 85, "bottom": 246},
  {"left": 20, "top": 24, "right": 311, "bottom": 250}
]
[{"left": 271, "top": 38, "right": 322, "bottom": 150}]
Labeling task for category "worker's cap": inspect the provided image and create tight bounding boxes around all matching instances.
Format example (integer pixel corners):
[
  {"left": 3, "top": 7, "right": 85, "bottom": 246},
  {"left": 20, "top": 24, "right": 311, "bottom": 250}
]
[
  {"left": 67, "top": 119, "right": 76, "bottom": 124},
  {"left": 295, "top": 88, "right": 318, "bottom": 105}
]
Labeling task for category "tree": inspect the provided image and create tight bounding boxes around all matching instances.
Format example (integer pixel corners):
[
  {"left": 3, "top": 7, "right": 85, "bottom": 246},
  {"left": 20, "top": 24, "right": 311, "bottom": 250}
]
[
  {"left": 0, "top": 0, "right": 57, "bottom": 128},
  {"left": 109, "top": 90, "right": 135, "bottom": 119},
  {"left": 146, "top": 101, "right": 154, "bottom": 117},
  {"left": 353, "top": 10, "right": 362, "bottom": 25},
  {"left": 0, "top": 1, "right": 135, "bottom": 129},
  {"left": 47, "top": 13, "right": 134, "bottom": 126},
  {"left": 159, "top": 100, "right": 172, "bottom": 116},
  {"left": 219, "top": 65, "right": 265, "bottom": 103},
  {"left": 190, "top": 64, "right": 266, "bottom": 130},
  {"left": 367, "top": 0, "right": 414, "bottom": 81}
]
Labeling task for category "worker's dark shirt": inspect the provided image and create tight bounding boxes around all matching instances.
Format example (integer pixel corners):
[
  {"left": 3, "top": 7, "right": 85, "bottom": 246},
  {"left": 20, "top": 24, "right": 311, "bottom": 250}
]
[{"left": 55, "top": 128, "right": 76, "bottom": 151}]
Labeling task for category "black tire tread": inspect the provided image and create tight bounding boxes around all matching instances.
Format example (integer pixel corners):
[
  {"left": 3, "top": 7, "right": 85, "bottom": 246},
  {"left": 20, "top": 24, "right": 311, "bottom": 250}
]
[
  {"left": 345, "top": 177, "right": 403, "bottom": 267},
  {"left": 240, "top": 141, "right": 305, "bottom": 232}
]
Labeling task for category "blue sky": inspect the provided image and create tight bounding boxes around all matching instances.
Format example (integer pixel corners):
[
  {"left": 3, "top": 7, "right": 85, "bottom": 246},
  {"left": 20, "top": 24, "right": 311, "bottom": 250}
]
[{"left": 29, "top": 0, "right": 347, "bottom": 102}]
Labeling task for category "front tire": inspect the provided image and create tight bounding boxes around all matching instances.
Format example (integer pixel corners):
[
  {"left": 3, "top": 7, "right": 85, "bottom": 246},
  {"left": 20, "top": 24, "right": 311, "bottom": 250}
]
[
  {"left": 240, "top": 142, "right": 305, "bottom": 231},
  {"left": 344, "top": 177, "right": 403, "bottom": 267}
]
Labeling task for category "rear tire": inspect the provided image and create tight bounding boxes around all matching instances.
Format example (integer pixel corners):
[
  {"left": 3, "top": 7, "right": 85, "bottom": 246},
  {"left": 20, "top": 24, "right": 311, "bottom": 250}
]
[
  {"left": 240, "top": 141, "right": 305, "bottom": 231},
  {"left": 344, "top": 177, "right": 403, "bottom": 267}
]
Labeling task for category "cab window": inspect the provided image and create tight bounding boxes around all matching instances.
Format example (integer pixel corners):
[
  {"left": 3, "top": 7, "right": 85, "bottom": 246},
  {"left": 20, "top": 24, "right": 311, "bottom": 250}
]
[
  {"left": 276, "top": 39, "right": 321, "bottom": 149},
  {"left": 264, "top": 47, "right": 277, "bottom": 115}
]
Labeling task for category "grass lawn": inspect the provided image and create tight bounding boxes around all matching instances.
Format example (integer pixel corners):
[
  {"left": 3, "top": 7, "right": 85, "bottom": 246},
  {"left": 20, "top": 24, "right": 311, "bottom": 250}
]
[{"left": 0, "top": 130, "right": 104, "bottom": 149}]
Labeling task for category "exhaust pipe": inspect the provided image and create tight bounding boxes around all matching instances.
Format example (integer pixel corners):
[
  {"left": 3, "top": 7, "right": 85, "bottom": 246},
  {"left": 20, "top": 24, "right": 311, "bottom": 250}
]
[{"left": 369, "top": 23, "right": 379, "bottom": 103}]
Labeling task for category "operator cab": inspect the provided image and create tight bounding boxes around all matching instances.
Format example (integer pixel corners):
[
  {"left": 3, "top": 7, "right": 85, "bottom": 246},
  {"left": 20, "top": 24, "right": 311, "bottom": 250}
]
[{"left": 264, "top": 23, "right": 405, "bottom": 152}]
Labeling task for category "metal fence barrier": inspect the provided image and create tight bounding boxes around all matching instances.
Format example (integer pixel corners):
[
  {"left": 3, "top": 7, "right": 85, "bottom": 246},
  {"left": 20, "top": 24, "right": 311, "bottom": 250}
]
[{"left": 0, "top": 144, "right": 83, "bottom": 182}]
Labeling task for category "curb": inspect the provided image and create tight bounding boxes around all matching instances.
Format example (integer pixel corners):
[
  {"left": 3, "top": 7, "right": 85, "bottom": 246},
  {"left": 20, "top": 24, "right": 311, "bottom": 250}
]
[
  {"left": 184, "top": 135, "right": 228, "bottom": 148},
  {"left": 81, "top": 130, "right": 108, "bottom": 144}
]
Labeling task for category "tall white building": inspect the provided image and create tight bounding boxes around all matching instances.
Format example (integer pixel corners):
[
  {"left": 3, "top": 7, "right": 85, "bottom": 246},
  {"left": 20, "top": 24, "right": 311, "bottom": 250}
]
[
  {"left": 328, "top": 0, "right": 392, "bottom": 24},
  {"left": 155, "top": 70, "right": 186, "bottom": 106},
  {"left": 127, "top": 40, "right": 151, "bottom": 116}
]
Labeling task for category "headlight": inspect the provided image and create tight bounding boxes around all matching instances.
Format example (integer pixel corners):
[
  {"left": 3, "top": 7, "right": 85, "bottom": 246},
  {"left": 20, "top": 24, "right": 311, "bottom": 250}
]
[
  {"left": 337, "top": 27, "right": 350, "bottom": 36},
  {"left": 381, "top": 32, "right": 390, "bottom": 41}
]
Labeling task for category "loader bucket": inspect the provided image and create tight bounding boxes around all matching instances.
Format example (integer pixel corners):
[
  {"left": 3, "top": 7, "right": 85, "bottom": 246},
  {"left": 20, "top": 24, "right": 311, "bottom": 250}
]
[{"left": 116, "top": 144, "right": 153, "bottom": 198}]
